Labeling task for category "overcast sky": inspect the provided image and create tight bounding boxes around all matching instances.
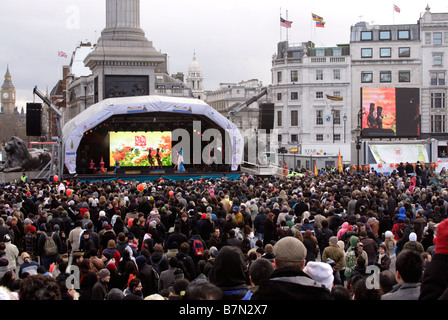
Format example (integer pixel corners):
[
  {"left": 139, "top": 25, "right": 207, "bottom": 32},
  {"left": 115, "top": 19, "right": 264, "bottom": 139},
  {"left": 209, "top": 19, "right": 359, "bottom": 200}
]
[{"left": 1, "top": 0, "right": 447, "bottom": 110}]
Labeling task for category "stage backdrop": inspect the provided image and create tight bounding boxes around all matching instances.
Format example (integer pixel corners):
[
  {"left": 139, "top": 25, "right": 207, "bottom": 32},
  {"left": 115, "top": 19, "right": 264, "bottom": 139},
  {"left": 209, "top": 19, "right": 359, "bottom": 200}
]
[{"left": 62, "top": 95, "right": 243, "bottom": 174}]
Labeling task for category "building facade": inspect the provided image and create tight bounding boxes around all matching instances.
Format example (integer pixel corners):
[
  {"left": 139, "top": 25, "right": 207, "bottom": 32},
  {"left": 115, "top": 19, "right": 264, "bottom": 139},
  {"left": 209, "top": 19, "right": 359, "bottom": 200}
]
[
  {"left": 206, "top": 79, "right": 268, "bottom": 132},
  {"left": 270, "top": 41, "right": 352, "bottom": 164},
  {"left": 419, "top": 7, "right": 448, "bottom": 156}
]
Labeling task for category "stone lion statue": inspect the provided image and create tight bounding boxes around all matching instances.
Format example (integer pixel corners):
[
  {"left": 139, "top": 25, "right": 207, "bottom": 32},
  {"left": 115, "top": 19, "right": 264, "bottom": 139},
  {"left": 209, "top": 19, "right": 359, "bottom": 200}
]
[{"left": 0, "top": 136, "right": 51, "bottom": 172}]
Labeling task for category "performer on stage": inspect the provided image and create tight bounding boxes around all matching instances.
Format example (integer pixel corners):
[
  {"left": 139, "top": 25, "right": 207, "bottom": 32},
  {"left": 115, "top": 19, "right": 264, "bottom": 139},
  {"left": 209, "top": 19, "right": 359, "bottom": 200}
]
[
  {"left": 155, "top": 148, "right": 163, "bottom": 170},
  {"left": 148, "top": 147, "right": 155, "bottom": 170},
  {"left": 99, "top": 157, "right": 107, "bottom": 173},
  {"left": 177, "top": 149, "right": 186, "bottom": 172}
]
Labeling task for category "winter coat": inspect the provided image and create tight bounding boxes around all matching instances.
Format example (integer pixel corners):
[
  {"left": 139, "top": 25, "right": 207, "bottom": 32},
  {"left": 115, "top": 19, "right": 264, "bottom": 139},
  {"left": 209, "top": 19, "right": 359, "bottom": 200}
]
[{"left": 251, "top": 267, "right": 333, "bottom": 300}]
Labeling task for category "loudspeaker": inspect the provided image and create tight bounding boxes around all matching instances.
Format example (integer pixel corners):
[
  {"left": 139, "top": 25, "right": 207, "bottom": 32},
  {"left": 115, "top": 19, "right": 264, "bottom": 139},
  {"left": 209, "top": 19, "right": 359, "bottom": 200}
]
[
  {"left": 116, "top": 168, "right": 126, "bottom": 174},
  {"left": 26, "top": 103, "right": 42, "bottom": 136},
  {"left": 140, "top": 168, "right": 150, "bottom": 174},
  {"left": 259, "top": 103, "right": 274, "bottom": 130},
  {"left": 165, "top": 167, "right": 175, "bottom": 174},
  {"left": 188, "top": 168, "right": 198, "bottom": 173}
]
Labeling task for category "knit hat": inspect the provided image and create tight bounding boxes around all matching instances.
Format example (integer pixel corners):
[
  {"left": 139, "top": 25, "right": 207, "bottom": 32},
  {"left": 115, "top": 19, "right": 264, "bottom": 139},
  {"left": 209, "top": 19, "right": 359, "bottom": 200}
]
[
  {"left": 209, "top": 246, "right": 219, "bottom": 258},
  {"left": 409, "top": 232, "right": 417, "bottom": 242},
  {"left": 273, "top": 236, "right": 307, "bottom": 263},
  {"left": 303, "top": 261, "right": 334, "bottom": 290},
  {"left": 98, "top": 268, "right": 110, "bottom": 279},
  {"left": 435, "top": 219, "right": 448, "bottom": 255},
  {"left": 385, "top": 231, "right": 393, "bottom": 239},
  {"left": 106, "top": 288, "right": 123, "bottom": 300}
]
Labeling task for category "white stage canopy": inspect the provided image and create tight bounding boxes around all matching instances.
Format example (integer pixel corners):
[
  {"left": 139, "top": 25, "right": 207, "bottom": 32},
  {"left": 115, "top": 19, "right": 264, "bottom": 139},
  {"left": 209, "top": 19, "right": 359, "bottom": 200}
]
[{"left": 62, "top": 95, "right": 243, "bottom": 174}]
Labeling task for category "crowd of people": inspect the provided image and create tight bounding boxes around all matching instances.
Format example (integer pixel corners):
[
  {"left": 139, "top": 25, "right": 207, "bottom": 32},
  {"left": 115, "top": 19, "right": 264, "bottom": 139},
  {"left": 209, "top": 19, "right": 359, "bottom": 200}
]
[{"left": 1, "top": 163, "right": 448, "bottom": 301}]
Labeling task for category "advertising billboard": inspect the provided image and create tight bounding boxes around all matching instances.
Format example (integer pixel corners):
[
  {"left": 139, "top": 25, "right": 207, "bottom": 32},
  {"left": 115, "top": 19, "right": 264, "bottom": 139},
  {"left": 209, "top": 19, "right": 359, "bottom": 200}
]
[{"left": 361, "top": 87, "right": 420, "bottom": 137}]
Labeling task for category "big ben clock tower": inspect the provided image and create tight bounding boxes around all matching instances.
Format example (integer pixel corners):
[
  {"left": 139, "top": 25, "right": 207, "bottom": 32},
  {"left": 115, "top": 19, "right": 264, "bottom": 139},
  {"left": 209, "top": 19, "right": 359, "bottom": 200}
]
[{"left": 1, "top": 66, "right": 16, "bottom": 114}]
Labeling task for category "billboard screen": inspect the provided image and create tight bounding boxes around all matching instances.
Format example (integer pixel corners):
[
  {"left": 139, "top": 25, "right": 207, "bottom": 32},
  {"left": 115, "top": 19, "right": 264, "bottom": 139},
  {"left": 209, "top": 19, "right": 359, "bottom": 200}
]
[
  {"left": 109, "top": 131, "right": 172, "bottom": 167},
  {"left": 361, "top": 87, "right": 420, "bottom": 137}
]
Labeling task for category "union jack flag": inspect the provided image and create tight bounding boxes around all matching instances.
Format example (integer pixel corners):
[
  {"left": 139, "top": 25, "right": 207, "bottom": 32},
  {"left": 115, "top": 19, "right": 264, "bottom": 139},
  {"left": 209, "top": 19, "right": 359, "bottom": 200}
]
[{"left": 58, "top": 51, "right": 67, "bottom": 58}]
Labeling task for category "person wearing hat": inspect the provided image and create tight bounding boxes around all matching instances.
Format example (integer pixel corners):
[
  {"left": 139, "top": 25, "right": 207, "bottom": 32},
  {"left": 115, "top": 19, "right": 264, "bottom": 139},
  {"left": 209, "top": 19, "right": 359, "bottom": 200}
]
[
  {"left": 322, "top": 236, "right": 345, "bottom": 274},
  {"left": 402, "top": 232, "right": 424, "bottom": 254},
  {"left": 251, "top": 236, "right": 333, "bottom": 300},
  {"left": 92, "top": 268, "right": 111, "bottom": 300},
  {"left": 3, "top": 234, "right": 19, "bottom": 274}
]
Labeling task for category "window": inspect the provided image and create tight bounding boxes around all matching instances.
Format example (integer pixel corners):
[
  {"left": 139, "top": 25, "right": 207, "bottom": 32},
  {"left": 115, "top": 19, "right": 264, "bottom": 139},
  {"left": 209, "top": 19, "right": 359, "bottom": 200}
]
[
  {"left": 334, "top": 134, "right": 341, "bottom": 142},
  {"left": 316, "top": 69, "right": 323, "bottom": 80},
  {"left": 333, "top": 91, "right": 341, "bottom": 98},
  {"left": 431, "top": 72, "right": 446, "bottom": 86},
  {"left": 398, "top": 30, "right": 410, "bottom": 40},
  {"left": 277, "top": 110, "right": 282, "bottom": 127},
  {"left": 291, "top": 91, "right": 298, "bottom": 100},
  {"left": 277, "top": 71, "right": 282, "bottom": 83},
  {"left": 316, "top": 110, "right": 323, "bottom": 125},
  {"left": 291, "top": 70, "right": 298, "bottom": 82},
  {"left": 361, "top": 48, "right": 373, "bottom": 58},
  {"left": 316, "top": 49, "right": 325, "bottom": 56},
  {"left": 431, "top": 93, "right": 446, "bottom": 108},
  {"left": 399, "top": 47, "right": 411, "bottom": 57},
  {"left": 361, "top": 71, "right": 373, "bottom": 83},
  {"left": 316, "top": 134, "right": 324, "bottom": 141},
  {"left": 434, "top": 54, "right": 443, "bottom": 66},
  {"left": 379, "top": 30, "right": 391, "bottom": 40},
  {"left": 380, "top": 71, "right": 392, "bottom": 83},
  {"left": 333, "top": 69, "right": 341, "bottom": 80},
  {"left": 291, "top": 134, "right": 298, "bottom": 142},
  {"left": 277, "top": 92, "right": 282, "bottom": 101},
  {"left": 434, "top": 32, "right": 443, "bottom": 46},
  {"left": 399, "top": 71, "right": 411, "bottom": 82},
  {"left": 278, "top": 134, "right": 282, "bottom": 142},
  {"left": 291, "top": 111, "right": 298, "bottom": 126},
  {"left": 333, "top": 110, "right": 341, "bottom": 125},
  {"left": 431, "top": 115, "right": 445, "bottom": 133},
  {"left": 361, "top": 31, "right": 372, "bottom": 41},
  {"left": 333, "top": 48, "right": 342, "bottom": 56},
  {"left": 380, "top": 47, "right": 392, "bottom": 58},
  {"left": 316, "top": 91, "right": 324, "bottom": 99}
]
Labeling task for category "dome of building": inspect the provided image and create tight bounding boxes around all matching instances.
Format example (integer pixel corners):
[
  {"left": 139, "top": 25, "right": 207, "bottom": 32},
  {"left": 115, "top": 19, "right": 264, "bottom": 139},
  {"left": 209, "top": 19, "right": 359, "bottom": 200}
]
[{"left": 188, "top": 55, "right": 202, "bottom": 73}]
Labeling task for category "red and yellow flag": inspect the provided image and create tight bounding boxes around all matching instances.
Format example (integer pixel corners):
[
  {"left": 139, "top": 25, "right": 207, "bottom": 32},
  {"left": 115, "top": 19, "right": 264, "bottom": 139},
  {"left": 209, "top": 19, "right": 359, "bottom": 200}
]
[
  {"left": 338, "top": 149, "right": 343, "bottom": 173},
  {"left": 314, "top": 163, "right": 318, "bottom": 175}
]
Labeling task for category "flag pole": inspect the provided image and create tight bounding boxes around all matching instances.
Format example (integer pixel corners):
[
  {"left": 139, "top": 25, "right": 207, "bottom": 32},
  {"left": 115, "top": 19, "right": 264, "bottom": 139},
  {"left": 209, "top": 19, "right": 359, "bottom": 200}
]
[
  {"left": 280, "top": 7, "right": 282, "bottom": 42},
  {"left": 286, "top": 10, "right": 289, "bottom": 43}
]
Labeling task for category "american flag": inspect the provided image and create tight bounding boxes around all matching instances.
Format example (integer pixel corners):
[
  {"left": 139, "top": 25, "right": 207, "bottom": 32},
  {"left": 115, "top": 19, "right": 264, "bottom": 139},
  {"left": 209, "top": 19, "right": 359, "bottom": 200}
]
[
  {"left": 58, "top": 51, "right": 68, "bottom": 58},
  {"left": 280, "top": 17, "right": 292, "bottom": 28},
  {"left": 394, "top": 4, "right": 400, "bottom": 13}
]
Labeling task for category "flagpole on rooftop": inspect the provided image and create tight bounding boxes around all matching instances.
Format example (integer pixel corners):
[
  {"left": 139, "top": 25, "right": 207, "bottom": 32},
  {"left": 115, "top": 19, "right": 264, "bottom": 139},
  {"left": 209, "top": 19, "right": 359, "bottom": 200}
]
[
  {"left": 280, "top": 7, "right": 282, "bottom": 42},
  {"left": 286, "top": 10, "right": 289, "bottom": 43}
]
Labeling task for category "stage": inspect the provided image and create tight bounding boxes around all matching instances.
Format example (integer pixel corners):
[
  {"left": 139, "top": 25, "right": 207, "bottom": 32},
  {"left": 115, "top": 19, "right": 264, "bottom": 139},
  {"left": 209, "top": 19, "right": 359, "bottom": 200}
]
[{"left": 64, "top": 168, "right": 242, "bottom": 183}]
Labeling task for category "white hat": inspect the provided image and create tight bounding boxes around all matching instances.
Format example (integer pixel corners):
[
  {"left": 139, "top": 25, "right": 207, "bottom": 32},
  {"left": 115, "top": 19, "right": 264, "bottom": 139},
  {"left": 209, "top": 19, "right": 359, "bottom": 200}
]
[
  {"left": 99, "top": 210, "right": 106, "bottom": 217},
  {"left": 303, "top": 261, "right": 334, "bottom": 290},
  {"left": 385, "top": 231, "right": 393, "bottom": 239},
  {"left": 409, "top": 232, "right": 417, "bottom": 242}
]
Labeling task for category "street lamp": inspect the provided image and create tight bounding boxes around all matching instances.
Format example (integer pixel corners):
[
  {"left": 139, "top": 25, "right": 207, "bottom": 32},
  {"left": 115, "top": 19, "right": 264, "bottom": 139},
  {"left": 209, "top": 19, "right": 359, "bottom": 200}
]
[
  {"left": 343, "top": 114, "right": 347, "bottom": 143},
  {"left": 331, "top": 108, "right": 336, "bottom": 143},
  {"left": 353, "top": 127, "right": 362, "bottom": 173}
]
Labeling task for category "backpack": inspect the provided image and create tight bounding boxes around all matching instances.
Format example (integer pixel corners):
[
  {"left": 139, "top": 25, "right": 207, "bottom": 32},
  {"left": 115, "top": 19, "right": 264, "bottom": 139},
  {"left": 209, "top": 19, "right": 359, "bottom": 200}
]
[
  {"left": 150, "top": 255, "right": 166, "bottom": 275},
  {"left": 397, "top": 224, "right": 406, "bottom": 239},
  {"left": 43, "top": 232, "right": 57, "bottom": 256},
  {"left": 191, "top": 239, "right": 204, "bottom": 256}
]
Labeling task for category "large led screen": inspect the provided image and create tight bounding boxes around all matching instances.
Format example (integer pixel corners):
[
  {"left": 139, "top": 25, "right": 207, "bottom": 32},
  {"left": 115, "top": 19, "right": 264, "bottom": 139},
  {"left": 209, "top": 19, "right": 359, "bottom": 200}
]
[
  {"left": 109, "top": 132, "right": 172, "bottom": 167},
  {"left": 361, "top": 88, "right": 420, "bottom": 138}
]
